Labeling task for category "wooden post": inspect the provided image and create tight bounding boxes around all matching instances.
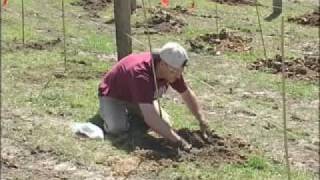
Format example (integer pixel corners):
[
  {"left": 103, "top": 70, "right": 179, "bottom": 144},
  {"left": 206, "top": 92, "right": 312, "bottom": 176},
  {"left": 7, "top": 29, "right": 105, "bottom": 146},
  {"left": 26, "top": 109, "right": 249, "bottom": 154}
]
[{"left": 114, "top": 0, "right": 132, "bottom": 61}]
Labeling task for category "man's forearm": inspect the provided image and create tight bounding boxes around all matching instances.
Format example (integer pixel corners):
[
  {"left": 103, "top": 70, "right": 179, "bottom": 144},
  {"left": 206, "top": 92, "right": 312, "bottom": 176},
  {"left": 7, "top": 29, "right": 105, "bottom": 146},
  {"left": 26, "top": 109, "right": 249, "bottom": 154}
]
[
  {"left": 181, "top": 88, "right": 204, "bottom": 123},
  {"left": 139, "top": 103, "right": 181, "bottom": 143}
]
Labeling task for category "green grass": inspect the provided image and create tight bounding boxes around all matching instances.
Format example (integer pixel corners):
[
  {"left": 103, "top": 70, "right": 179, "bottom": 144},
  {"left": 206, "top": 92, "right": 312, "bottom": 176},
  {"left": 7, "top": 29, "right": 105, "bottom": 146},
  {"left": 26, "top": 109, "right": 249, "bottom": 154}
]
[
  {"left": 162, "top": 99, "right": 199, "bottom": 129},
  {"left": 158, "top": 155, "right": 316, "bottom": 180},
  {"left": 80, "top": 34, "right": 115, "bottom": 53},
  {"left": 243, "top": 71, "right": 318, "bottom": 100}
]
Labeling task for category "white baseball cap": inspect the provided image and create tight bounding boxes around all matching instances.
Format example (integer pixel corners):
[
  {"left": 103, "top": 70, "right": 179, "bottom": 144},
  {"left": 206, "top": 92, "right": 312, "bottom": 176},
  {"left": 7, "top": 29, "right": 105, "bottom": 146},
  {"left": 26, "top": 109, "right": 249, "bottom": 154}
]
[{"left": 159, "top": 42, "right": 189, "bottom": 69}]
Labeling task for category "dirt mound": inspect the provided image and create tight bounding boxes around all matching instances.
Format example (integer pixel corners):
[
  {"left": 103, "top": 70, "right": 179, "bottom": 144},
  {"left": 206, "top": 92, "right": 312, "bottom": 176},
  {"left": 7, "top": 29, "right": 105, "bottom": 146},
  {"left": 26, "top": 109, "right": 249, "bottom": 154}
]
[
  {"left": 187, "top": 29, "right": 252, "bottom": 55},
  {"left": 248, "top": 55, "right": 319, "bottom": 82},
  {"left": 171, "top": 5, "right": 192, "bottom": 14},
  {"left": 176, "top": 129, "right": 249, "bottom": 163},
  {"left": 109, "top": 128, "right": 250, "bottom": 177},
  {"left": 135, "top": 8, "right": 187, "bottom": 34},
  {"left": 170, "top": 5, "right": 214, "bottom": 18},
  {"left": 210, "top": 0, "right": 257, "bottom": 6},
  {"left": 71, "top": 0, "right": 112, "bottom": 11},
  {"left": 12, "top": 38, "right": 62, "bottom": 51},
  {"left": 288, "top": 10, "right": 320, "bottom": 26}
]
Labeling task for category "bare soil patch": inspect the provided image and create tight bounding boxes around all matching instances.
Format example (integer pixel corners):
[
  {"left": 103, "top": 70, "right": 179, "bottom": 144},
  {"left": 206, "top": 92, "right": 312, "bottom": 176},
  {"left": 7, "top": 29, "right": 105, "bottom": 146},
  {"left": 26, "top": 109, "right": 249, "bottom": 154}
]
[
  {"left": 170, "top": 5, "right": 214, "bottom": 18},
  {"left": 24, "top": 38, "right": 61, "bottom": 50},
  {"left": 171, "top": 5, "right": 194, "bottom": 15},
  {"left": 187, "top": 29, "right": 252, "bottom": 55},
  {"left": 107, "top": 128, "right": 251, "bottom": 177},
  {"left": 248, "top": 55, "right": 319, "bottom": 82},
  {"left": 135, "top": 8, "right": 187, "bottom": 34},
  {"left": 71, "top": 0, "right": 112, "bottom": 18},
  {"left": 48, "top": 60, "right": 105, "bottom": 80},
  {"left": 71, "top": 0, "right": 112, "bottom": 11},
  {"left": 5, "top": 38, "right": 62, "bottom": 52},
  {"left": 176, "top": 129, "right": 250, "bottom": 163},
  {"left": 288, "top": 10, "right": 320, "bottom": 26},
  {"left": 210, "top": 0, "right": 257, "bottom": 6}
]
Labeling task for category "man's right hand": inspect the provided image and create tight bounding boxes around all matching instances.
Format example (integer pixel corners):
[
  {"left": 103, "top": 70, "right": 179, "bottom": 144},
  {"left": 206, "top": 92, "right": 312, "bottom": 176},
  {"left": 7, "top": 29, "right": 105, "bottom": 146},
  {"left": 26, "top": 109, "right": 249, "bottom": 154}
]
[
  {"left": 178, "top": 138, "right": 192, "bottom": 152},
  {"left": 199, "top": 119, "right": 209, "bottom": 140}
]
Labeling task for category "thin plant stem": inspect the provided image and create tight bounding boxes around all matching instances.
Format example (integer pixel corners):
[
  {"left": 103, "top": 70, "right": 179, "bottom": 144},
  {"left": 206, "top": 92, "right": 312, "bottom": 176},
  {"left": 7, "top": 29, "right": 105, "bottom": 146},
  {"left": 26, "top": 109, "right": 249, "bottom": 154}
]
[
  {"left": 215, "top": 3, "right": 219, "bottom": 34},
  {"left": 256, "top": 0, "right": 267, "bottom": 59},
  {"left": 280, "top": 16, "right": 291, "bottom": 180},
  {"left": 61, "top": 0, "right": 67, "bottom": 72},
  {"left": 21, "top": 0, "right": 25, "bottom": 45}
]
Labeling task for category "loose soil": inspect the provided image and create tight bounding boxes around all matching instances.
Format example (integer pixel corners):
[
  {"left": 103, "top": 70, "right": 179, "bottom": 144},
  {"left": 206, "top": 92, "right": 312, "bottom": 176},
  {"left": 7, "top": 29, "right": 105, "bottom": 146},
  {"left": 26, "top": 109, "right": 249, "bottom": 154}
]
[
  {"left": 187, "top": 29, "right": 252, "bottom": 55},
  {"left": 71, "top": 0, "right": 112, "bottom": 11},
  {"left": 108, "top": 128, "right": 251, "bottom": 177},
  {"left": 288, "top": 10, "right": 320, "bottom": 26},
  {"left": 135, "top": 8, "right": 187, "bottom": 34},
  {"left": 170, "top": 5, "right": 214, "bottom": 18},
  {"left": 70, "top": 0, "right": 112, "bottom": 18},
  {"left": 248, "top": 55, "right": 320, "bottom": 82},
  {"left": 210, "top": 0, "right": 257, "bottom": 6},
  {"left": 6, "top": 38, "right": 62, "bottom": 52}
]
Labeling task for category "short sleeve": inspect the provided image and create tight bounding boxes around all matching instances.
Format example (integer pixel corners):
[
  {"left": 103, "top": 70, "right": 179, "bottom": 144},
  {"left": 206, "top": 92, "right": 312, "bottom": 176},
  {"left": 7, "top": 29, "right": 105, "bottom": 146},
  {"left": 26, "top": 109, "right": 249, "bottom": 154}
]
[
  {"left": 170, "top": 75, "right": 187, "bottom": 93},
  {"left": 130, "top": 74, "right": 154, "bottom": 104}
]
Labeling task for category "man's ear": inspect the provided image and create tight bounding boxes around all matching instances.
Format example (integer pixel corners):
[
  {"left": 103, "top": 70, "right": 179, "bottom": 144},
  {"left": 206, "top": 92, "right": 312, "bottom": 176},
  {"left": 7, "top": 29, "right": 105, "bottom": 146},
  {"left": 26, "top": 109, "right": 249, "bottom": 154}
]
[{"left": 159, "top": 60, "right": 166, "bottom": 68}]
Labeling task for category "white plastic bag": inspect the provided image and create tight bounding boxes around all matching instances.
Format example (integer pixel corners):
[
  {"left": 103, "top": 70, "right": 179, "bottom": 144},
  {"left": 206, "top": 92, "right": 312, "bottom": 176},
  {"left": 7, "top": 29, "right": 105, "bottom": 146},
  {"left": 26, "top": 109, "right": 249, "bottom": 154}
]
[{"left": 71, "top": 122, "right": 104, "bottom": 139}]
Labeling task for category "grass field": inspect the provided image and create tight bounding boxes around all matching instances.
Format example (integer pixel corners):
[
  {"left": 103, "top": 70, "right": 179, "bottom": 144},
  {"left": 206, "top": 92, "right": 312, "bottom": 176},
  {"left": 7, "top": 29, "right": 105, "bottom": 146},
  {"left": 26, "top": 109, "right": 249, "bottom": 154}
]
[{"left": 2, "top": 0, "right": 319, "bottom": 179}]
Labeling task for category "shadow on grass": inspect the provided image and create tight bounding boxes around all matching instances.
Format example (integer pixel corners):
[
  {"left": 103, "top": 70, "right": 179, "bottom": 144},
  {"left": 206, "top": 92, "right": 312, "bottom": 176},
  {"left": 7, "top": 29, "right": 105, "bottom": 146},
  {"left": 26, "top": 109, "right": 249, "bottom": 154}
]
[{"left": 88, "top": 113, "right": 179, "bottom": 159}]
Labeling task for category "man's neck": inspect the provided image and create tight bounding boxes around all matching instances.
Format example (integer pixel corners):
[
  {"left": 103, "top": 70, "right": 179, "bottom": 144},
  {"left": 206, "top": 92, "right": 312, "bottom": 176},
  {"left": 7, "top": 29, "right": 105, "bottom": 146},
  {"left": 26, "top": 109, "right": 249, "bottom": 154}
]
[
  {"left": 155, "top": 65, "right": 164, "bottom": 79},
  {"left": 152, "top": 53, "right": 164, "bottom": 79}
]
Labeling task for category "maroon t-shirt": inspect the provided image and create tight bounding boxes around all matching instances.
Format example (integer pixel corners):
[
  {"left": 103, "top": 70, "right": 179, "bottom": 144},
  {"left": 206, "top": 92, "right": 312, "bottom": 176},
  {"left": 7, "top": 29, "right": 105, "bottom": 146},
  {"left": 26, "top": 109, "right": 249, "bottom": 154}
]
[{"left": 98, "top": 52, "right": 187, "bottom": 104}]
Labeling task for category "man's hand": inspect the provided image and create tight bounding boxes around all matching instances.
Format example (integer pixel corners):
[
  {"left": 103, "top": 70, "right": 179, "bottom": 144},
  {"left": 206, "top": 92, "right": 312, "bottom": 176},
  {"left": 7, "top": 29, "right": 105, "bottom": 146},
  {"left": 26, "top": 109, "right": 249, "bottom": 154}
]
[
  {"left": 199, "top": 119, "right": 209, "bottom": 140},
  {"left": 178, "top": 138, "right": 192, "bottom": 152}
]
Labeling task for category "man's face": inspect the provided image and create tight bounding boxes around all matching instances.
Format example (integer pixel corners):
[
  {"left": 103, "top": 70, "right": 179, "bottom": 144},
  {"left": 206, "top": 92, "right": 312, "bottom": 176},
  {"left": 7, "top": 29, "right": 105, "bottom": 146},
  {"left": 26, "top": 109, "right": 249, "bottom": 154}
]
[{"left": 163, "top": 62, "right": 184, "bottom": 83}]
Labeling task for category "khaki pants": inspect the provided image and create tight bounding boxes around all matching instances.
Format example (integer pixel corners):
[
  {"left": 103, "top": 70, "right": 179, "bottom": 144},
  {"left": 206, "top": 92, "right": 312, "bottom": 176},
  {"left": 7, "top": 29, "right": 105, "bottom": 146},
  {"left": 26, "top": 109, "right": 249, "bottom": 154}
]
[{"left": 99, "top": 96, "right": 171, "bottom": 134}]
